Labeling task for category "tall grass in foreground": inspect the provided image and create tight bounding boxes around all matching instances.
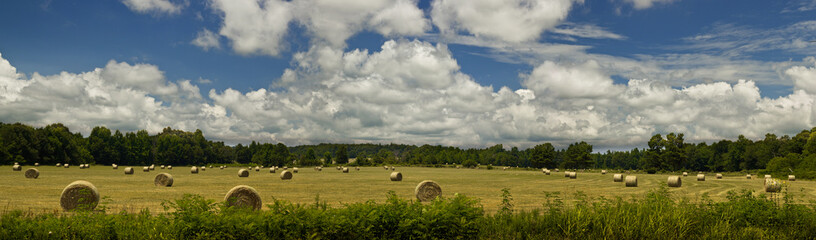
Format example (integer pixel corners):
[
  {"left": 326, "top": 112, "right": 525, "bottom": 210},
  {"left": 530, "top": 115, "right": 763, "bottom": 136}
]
[
  {"left": 2, "top": 188, "right": 816, "bottom": 239},
  {"left": 481, "top": 187, "right": 816, "bottom": 239}
]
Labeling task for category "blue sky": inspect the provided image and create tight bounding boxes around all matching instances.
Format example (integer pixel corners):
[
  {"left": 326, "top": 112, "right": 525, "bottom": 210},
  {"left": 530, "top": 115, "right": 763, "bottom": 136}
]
[{"left": 1, "top": 0, "right": 816, "bottom": 150}]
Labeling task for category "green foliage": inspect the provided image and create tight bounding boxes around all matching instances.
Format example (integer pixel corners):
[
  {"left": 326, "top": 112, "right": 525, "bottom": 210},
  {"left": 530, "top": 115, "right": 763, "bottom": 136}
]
[
  {"left": 498, "top": 188, "right": 513, "bottom": 215},
  {"left": 1, "top": 192, "right": 483, "bottom": 240},
  {"left": 480, "top": 187, "right": 816, "bottom": 240},
  {"left": 3, "top": 189, "right": 816, "bottom": 239},
  {"left": 336, "top": 146, "right": 349, "bottom": 164},
  {"left": 562, "top": 141, "right": 593, "bottom": 169},
  {"left": 8, "top": 121, "right": 816, "bottom": 179},
  {"left": 529, "top": 143, "right": 556, "bottom": 169}
]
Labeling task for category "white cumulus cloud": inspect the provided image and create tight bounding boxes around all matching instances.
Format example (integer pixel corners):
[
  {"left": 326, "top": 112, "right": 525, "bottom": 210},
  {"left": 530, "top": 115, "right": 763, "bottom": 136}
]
[
  {"left": 431, "top": 0, "right": 580, "bottom": 43},
  {"left": 191, "top": 29, "right": 221, "bottom": 51},
  {"left": 523, "top": 60, "right": 624, "bottom": 99},
  {"left": 786, "top": 63, "right": 816, "bottom": 94},
  {"left": 623, "top": 0, "right": 678, "bottom": 10},
  {"left": 209, "top": 0, "right": 429, "bottom": 56},
  {"left": 122, "top": 0, "right": 185, "bottom": 15},
  {"left": 4, "top": 47, "right": 816, "bottom": 149},
  {"left": 210, "top": 0, "right": 293, "bottom": 56}
]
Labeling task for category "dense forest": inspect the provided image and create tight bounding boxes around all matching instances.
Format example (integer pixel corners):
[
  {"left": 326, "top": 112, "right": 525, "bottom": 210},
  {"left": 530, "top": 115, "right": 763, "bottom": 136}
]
[{"left": 2, "top": 122, "right": 815, "bottom": 177}]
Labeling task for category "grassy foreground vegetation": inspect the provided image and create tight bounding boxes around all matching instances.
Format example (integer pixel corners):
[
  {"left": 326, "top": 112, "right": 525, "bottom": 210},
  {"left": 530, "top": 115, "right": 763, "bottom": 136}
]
[{"left": 2, "top": 188, "right": 815, "bottom": 240}]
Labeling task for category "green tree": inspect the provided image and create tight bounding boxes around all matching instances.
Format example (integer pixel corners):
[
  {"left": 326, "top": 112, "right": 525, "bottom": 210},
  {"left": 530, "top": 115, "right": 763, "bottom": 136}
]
[
  {"left": 323, "top": 151, "right": 332, "bottom": 165},
  {"left": 562, "top": 141, "right": 593, "bottom": 169},
  {"left": 0, "top": 123, "right": 40, "bottom": 165},
  {"left": 662, "top": 133, "right": 686, "bottom": 171},
  {"left": 271, "top": 143, "right": 290, "bottom": 166},
  {"left": 643, "top": 134, "right": 663, "bottom": 170},
  {"left": 89, "top": 126, "right": 117, "bottom": 165},
  {"left": 336, "top": 146, "right": 349, "bottom": 164},
  {"left": 234, "top": 143, "right": 252, "bottom": 164},
  {"left": 528, "top": 143, "right": 556, "bottom": 168}
]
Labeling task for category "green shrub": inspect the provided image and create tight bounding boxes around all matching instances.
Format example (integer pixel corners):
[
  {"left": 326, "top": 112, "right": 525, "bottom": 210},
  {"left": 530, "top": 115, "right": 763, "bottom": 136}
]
[{"left": 2, "top": 188, "right": 816, "bottom": 239}]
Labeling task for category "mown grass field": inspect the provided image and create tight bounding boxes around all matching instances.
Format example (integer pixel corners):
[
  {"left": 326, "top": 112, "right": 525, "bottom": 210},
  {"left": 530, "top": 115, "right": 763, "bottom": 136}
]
[{"left": 2, "top": 165, "right": 815, "bottom": 214}]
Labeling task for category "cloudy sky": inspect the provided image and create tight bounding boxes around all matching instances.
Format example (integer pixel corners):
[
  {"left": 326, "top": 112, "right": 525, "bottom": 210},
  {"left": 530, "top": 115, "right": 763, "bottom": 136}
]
[{"left": 1, "top": 0, "right": 816, "bottom": 150}]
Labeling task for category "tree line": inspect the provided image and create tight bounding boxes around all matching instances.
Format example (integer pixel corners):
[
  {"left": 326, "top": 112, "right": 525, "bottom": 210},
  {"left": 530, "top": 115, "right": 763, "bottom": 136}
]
[{"left": 1, "top": 122, "right": 815, "bottom": 177}]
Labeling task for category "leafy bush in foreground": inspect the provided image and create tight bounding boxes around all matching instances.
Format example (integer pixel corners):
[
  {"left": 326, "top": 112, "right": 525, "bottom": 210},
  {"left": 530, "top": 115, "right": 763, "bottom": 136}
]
[{"left": 1, "top": 188, "right": 816, "bottom": 239}]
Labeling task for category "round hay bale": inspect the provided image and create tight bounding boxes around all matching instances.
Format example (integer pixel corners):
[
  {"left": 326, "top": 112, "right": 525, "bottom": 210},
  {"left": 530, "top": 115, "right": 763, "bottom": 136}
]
[
  {"left": 613, "top": 174, "right": 624, "bottom": 182},
  {"left": 283, "top": 166, "right": 288, "bottom": 170},
  {"left": 668, "top": 176, "right": 681, "bottom": 187},
  {"left": 390, "top": 172, "right": 402, "bottom": 181},
  {"left": 200, "top": 166, "right": 206, "bottom": 171},
  {"left": 554, "top": 168, "right": 559, "bottom": 172},
  {"left": 391, "top": 166, "right": 395, "bottom": 171},
  {"left": 569, "top": 172, "right": 577, "bottom": 179},
  {"left": 356, "top": 167, "right": 360, "bottom": 171},
  {"left": 25, "top": 168, "right": 39, "bottom": 179},
  {"left": 682, "top": 172, "right": 688, "bottom": 177},
  {"left": 789, "top": 175, "right": 796, "bottom": 181},
  {"left": 293, "top": 167, "right": 299, "bottom": 173},
  {"left": 143, "top": 166, "right": 150, "bottom": 172},
  {"left": 338, "top": 166, "right": 343, "bottom": 170},
  {"left": 124, "top": 167, "right": 134, "bottom": 175},
  {"left": 764, "top": 174, "right": 771, "bottom": 179},
  {"left": 220, "top": 166, "right": 225, "bottom": 170},
  {"left": 415, "top": 180, "right": 442, "bottom": 202},
  {"left": 160, "top": 165, "right": 165, "bottom": 169},
  {"left": 384, "top": 166, "right": 389, "bottom": 170},
  {"left": 167, "top": 165, "right": 172, "bottom": 170},
  {"left": 224, "top": 185, "right": 262, "bottom": 210},
  {"left": 238, "top": 169, "right": 249, "bottom": 177},
  {"left": 746, "top": 174, "right": 752, "bottom": 179},
  {"left": 154, "top": 173, "right": 174, "bottom": 187},
  {"left": 564, "top": 172, "right": 571, "bottom": 178},
  {"left": 765, "top": 178, "right": 782, "bottom": 193},
  {"left": 12, "top": 165, "right": 21, "bottom": 171},
  {"left": 280, "top": 170, "right": 293, "bottom": 180},
  {"left": 60, "top": 180, "right": 100, "bottom": 211},
  {"left": 254, "top": 166, "right": 259, "bottom": 172},
  {"left": 190, "top": 166, "right": 199, "bottom": 174},
  {"left": 34, "top": 163, "right": 39, "bottom": 166},
  {"left": 544, "top": 170, "right": 551, "bottom": 175},
  {"left": 149, "top": 165, "right": 155, "bottom": 171},
  {"left": 716, "top": 173, "right": 723, "bottom": 179},
  {"left": 456, "top": 166, "right": 460, "bottom": 169},
  {"left": 64, "top": 164, "right": 69, "bottom": 168},
  {"left": 625, "top": 176, "right": 638, "bottom": 187},
  {"left": 56, "top": 163, "right": 61, "bottom": 167},
  {"left": 697, "top": 174, "right": 705, "bottom": 181},
  {"left": 601, "top": 170, "right": 607, "bottom": 175},
  {"left": 342, "top": 167, "right": 349, "bottom": 173},
  {"left": 269, "top": 167, "right": 276, "bottom": 173},
  {"left": 317, "top": 166, "right": 322, "bottom": 171},
  {"left": 112, "top": 164, "right": 118, "bottom": 169}
]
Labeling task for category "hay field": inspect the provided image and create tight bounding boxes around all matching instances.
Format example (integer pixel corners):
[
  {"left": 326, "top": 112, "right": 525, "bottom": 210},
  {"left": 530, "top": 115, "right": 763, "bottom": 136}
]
[{"left": 2, "top": 166, "right": 816, "bottom": 213}]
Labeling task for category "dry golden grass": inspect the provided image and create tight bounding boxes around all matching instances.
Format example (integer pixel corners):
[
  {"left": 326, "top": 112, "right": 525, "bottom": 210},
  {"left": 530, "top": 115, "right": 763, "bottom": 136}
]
[{"left": 2, "top": 166, "right": 815, "bottom": 213}]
